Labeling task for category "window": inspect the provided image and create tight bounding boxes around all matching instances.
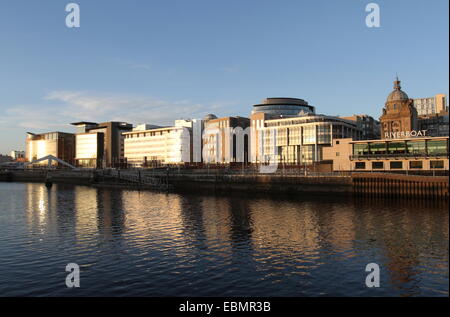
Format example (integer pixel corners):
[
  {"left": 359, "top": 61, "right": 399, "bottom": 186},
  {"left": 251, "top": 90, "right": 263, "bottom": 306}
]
[
  {"left": 370, "top": 143, "right": 387, "bottom": 155},
  {"left": 302, "top": 126, "right": 316, "bottom": 145},
  {"left": 427, "top": 140, "right": 448, "bottom": 155},
  {"left": 407, "top": 140, "right": 426, "bottom": 155},
  {"left": 409, "top": 161, "right": 422, "bottom": 169},
  {"left": 430, "top": 160, "right": 444, "bottom": 169},
  {"left": 355, "top": 162, "right": 366, "bottom": 169},
  {"left": 372, "top": 162, "right": 384, "bottom": 169},
  {"left": 336, "top": 152, "right": 340, "bottom": 157},
  {"left": 390, "top": 161, "right": 403, "bottom": 169},
  {"left": 317, "top": 125, "right": 331, "bottom": 144},
  {"left": 354, "top": 143, "right": 369, "bottom": 155},
  {"left": 388, "top": 142, "right": 406, "bottom": 154}
]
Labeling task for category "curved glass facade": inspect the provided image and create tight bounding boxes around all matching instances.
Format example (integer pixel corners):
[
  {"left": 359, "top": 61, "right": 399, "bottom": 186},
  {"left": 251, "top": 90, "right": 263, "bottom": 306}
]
[
  {"left": 252, "top": 114, "right": 362, "bottom": 164},
  {"left": 252, "top": 98, "right": 316, "bottom": 117},
  {"left": 252, "top": 105, "right": 314, "bottom": 116}
]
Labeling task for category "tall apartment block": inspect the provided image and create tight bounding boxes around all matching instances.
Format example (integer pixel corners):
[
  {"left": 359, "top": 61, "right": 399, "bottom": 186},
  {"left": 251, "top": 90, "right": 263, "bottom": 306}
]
[{"left": 413, "top": 94, "right": 448, "bottom": 116}]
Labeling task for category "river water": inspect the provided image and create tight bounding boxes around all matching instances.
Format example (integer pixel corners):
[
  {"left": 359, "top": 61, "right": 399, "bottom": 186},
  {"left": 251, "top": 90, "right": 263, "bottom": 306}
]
[{"left": 0, "top": 182, "right": 448, "bottom": 297}]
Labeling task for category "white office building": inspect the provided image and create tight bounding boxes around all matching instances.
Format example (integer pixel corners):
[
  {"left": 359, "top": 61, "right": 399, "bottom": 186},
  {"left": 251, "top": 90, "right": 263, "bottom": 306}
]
[{"left": 123, "top": 120, "right": 201, "bottom": 167}]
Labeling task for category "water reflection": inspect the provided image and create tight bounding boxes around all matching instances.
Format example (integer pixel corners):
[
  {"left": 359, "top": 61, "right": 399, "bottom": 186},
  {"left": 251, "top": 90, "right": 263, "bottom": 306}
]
[{"left": 2, "top": 182, "right": 447, "bottom": 296}]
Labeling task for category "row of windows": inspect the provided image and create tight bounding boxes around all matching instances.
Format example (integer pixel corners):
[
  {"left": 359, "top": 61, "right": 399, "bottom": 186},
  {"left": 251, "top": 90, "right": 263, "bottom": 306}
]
[
  {"left": 265, "top": 118, "right": 358, "bottom": 128},
  {"left": 261, "top": 125, "right": 361, "bottom": 149},
  {"left": 355, "top": 160, "right": 445, "bottom": 170},
  {"left": 124, "top": 130, "right": 185, "bottom": 138},
  {"left": 353, "top": 140, "right": 448, "bottom": 155}
]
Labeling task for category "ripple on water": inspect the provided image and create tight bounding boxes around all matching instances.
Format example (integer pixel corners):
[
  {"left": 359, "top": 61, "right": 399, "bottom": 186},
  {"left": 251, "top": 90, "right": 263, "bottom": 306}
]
[{"left": 0, "top": 182, "right": 448, "bottom": 297}]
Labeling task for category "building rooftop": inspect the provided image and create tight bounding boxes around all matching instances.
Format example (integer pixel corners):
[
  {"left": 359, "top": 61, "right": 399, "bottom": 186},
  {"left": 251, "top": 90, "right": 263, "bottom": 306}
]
[{"left": 70, "top": 121, "right": 98, "bottom": 126}]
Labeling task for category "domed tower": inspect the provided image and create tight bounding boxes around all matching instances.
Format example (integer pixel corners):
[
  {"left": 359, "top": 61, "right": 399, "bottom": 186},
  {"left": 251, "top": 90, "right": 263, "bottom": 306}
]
[{"left": 379, "top": 77, "right": 418, "bottom": 138}]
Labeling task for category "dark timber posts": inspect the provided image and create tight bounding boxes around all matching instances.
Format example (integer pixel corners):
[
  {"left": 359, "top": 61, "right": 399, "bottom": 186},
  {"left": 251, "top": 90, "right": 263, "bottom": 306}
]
[{"left": 352, "top": 173, "right": 448, "bottom": 200}]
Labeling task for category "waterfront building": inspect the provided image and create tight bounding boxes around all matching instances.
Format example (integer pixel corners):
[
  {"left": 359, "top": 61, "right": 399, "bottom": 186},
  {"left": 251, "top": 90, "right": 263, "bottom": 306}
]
[
  {"left": 251, "top": 97, "right": 315, "bottom": 117},
  {"left": 413, "top": 94, "right": 448, "bottom": 116},
  {"left": 250, "top": 111, "right": 362, "bottom": 165},
  {"left": 203, "top": 115, "right": 250, "bottom": 164},
  {"left": 71, "top": 121, "right": 132, "bottom": 168},
  {"left": 25, "top": 132, "right": 75, "bottom": 165},
  {"left": 418, "top": 112, "right": 449, "bottom": 137},
  {"left": 323, "top": 136, "right": 449, "bottom": 171},
  {"left": 123, "top": 120, "right": 196, "bottom": 167},
  {"left": 339, "top": 114, "right": 380, "bottom": 140},
  {"left": 379, "top": 77, "right": 418, "bottom": 139},
  {"left": 10, "top": 150, "right": 26, "bottom": 161}
]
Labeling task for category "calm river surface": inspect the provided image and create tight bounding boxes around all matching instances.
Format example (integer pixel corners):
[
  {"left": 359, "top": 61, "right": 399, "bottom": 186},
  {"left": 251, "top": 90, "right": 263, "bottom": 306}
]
[{"left": 0, "top": 182, "right": 448, "bottom": 297}]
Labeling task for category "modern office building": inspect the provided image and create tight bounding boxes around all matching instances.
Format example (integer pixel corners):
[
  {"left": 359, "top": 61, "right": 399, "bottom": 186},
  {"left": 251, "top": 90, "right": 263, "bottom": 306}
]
[
  {"left": 203, "top": 115, "right": 250, "bottom": 164},
  {"left": 251, "top": 97, "right": 315, "bottom": 117},
  {"left": 418, "top": 112, "right": 449, "bottom": 137},
  {"left": 25, "top": 132, "right": 75, "bottom": 165},
  {"left": 340, "top": 114, "right": 380, "bottom": 140},
  {"left": 123, "top": 120, "right": 196, "bottom": 167},
  {"left": 379, "top": 77, "right": 418, "bottom": 138},
  {"left": 71, "top": 121, "right": 132, "bottom": 168},
  {"left": 323, "top": 136, "right": 449, "bottom": 171},
  {"left": 250, "top": 111, "right": 362, "bottom": 165},
  {"left": 413, "top": 94, "right": 448, "bottom": 116}
]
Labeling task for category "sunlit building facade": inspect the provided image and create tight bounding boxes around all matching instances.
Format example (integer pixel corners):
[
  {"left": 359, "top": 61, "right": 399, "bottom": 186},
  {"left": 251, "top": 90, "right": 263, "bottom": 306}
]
[
  {"left": 72, "top": 121, "right": 132, "bottom": 168},
  {"left": 123, "top": 121, "right": 194, "bottom": 167},
  {"left": 379, "top": 77, "right": 418, "bottom": 138},
  {"left": 203, "top": 115, "right": 250, "bottom": 164},
  {"left": 323, "top": 136, "right": 449, "bottom": 171},
  {"left": 413, "top": 94, "right": 448, "bottom": 116},
  {"left": 10, "top": 150, "right": 26, "bottom": 161},
  {"left": 74, "top": 132, "right": 105, "bottom": 168},
  {"left": 251, "top": 112, "right": 362, "bottom": 165},
  {"left": 25, "top": 132, "right": 75, "bottom": 165}
]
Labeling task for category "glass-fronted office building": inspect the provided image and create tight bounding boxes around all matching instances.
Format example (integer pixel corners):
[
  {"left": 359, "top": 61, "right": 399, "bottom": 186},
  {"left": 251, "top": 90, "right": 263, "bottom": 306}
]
[{"left": 251, "top": 112, "right": 362, "bottom": 164}]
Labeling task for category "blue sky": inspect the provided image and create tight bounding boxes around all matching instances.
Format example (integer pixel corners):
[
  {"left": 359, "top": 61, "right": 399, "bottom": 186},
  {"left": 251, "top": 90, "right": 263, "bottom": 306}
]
[{"left": 0, "top": 0, "right": 448, "bottom": 153}]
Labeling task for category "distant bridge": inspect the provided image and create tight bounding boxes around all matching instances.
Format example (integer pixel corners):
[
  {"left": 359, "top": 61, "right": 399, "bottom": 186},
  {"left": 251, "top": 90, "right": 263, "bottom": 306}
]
[{"left": 25, "top": 155, "right": 76, "bottom": 169}]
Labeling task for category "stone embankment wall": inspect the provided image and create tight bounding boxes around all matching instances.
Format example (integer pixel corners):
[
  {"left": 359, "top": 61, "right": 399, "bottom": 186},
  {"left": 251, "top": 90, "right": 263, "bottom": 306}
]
[{"left": 1, "top": 170, "right": 448, "bottom": 199}]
